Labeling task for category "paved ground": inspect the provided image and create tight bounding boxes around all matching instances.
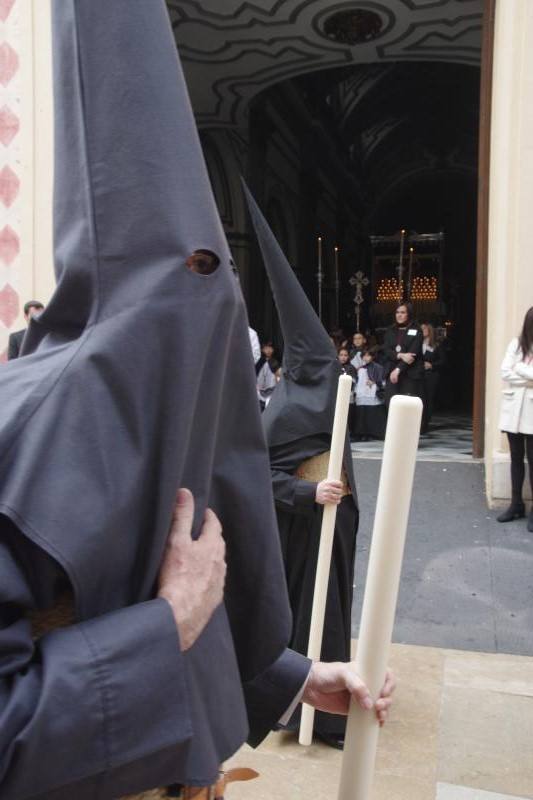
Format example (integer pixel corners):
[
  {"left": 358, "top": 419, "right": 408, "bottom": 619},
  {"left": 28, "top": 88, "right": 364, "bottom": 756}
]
[
  {"left": 351, "top": 457, "right": 533, "bottom": 656},
  {"left": 227, "top": 643, "right": 533, "bottom": 800},
  {"left": 226, "top": 455, "right": 533, "bottom": 800},
  {"left": 353, "top": 413, "right": 474, "bottom": 461}
]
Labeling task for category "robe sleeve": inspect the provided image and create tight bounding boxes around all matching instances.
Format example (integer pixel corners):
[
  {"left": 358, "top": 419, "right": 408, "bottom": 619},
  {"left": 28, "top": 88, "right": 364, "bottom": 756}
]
[
  {"left": 0, "top": 535, "right": 193, "bottom": 800},
  {"left": 271, "top": 469, "right": 317, "bottom": 513},
  {"left": 243, "top": 648, "right": 311, "bottom": 747}
]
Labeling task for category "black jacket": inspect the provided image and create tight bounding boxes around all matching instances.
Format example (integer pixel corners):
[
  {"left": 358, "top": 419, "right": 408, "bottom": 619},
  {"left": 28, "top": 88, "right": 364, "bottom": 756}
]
[
  {"left": 383, "top": 324, "right": 424, "bottom": 380},
  {"left": 7, "top": 329, "right": 25, "bottom": 360}
]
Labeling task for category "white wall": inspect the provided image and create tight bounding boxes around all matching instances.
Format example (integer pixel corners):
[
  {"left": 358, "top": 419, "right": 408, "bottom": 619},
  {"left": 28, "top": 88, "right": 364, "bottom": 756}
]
[{"left": 485, "top": 0, "right": 533, "bottom": 504}]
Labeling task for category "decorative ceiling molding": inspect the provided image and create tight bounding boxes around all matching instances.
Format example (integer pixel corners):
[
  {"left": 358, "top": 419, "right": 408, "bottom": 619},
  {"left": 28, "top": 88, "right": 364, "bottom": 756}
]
[{"left": 168, "top": 0, "right": 483, "bottom": 128}]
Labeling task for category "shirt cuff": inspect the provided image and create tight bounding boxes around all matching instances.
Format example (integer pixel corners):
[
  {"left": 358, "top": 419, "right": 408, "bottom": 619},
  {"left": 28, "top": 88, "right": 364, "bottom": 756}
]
[{"left": 278, "top": 668, "right": 312, "bottom": 725}]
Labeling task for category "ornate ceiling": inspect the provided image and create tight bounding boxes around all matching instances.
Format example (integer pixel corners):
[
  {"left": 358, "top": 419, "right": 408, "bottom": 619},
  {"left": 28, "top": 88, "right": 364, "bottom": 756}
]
[{"left": 168, "top": 0, "right": 483, "bottom": 128}]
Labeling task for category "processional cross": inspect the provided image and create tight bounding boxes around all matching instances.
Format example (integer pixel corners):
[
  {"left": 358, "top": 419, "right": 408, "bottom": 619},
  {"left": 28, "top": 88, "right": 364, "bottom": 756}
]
[{"left": 349, "top": 271, "right": 369, "bottom": 333}]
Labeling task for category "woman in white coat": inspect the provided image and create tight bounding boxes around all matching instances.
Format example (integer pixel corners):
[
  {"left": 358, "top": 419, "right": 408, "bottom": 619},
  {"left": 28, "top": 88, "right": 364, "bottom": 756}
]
[{"left": 497, "top": 306, "right": 533, "bottom": 530}]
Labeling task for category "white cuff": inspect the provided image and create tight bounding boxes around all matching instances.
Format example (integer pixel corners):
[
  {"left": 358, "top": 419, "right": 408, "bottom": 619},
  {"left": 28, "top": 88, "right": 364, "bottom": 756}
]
[{"left": 278, "top": 667, "right": 312, "bottom": 725}]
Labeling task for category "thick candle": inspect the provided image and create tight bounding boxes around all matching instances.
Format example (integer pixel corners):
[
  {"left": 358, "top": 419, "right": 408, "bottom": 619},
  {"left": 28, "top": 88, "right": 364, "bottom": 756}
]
[
  {"left": 337, "top": 394, "right": 422, "bottom": 799},
  {"left": 299, "top": 374, "right": 353, "bottom": 746}
]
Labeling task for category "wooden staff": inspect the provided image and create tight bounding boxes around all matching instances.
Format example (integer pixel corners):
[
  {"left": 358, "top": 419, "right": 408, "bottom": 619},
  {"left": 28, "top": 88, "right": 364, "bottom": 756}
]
[
  {"left": 299, "top": 373, "right": 353, "bottom": 746},
  {"left": 337, "top": 394, "right": 422, "bottom": 799}
]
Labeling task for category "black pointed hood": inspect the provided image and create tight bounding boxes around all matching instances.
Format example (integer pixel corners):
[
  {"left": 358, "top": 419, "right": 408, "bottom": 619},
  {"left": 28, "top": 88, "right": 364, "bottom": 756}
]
[
  {"left": 242, "top": 181, "right": 342, "bottom": 448},
  {"left": 0, "top": 1, "right": 291, "bottom": 774}
]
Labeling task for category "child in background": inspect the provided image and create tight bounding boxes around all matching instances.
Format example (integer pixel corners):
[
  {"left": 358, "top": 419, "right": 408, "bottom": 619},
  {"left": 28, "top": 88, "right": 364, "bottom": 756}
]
[
  {"left": 355, "top": 347, "right": 386, "bottom": 440},
  {"left": 350, "top": 331, "right": 367, "bottom": 370},
  {"left": 338, "top": 347, "right": 358, "bottom": 441},
  {"left": 256, "top": 341, "right": 279, "bottom": 411}
]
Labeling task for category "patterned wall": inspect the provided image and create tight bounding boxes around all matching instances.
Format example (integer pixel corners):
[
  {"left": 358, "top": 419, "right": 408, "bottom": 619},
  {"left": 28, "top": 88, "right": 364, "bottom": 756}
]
[{"left": 0, "top": 0, "right": 21, "bottom": 361}]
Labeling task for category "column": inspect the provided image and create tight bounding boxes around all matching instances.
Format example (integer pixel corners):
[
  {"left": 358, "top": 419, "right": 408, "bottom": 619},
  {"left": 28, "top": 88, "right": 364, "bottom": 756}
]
[{"left": 485, "top": 0, "right": 533, "bottom": 504}]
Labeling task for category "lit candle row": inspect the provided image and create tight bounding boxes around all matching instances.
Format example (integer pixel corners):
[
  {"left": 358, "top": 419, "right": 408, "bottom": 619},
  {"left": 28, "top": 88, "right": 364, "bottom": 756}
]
[{"left": 376, "top": 277, "right": 438, "bottom": 302}]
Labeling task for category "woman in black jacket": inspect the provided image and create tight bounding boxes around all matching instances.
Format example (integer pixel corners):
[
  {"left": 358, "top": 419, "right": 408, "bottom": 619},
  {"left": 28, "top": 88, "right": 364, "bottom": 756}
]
[{"left": 382, "top": 302, "right": 424, "bottom": 406}]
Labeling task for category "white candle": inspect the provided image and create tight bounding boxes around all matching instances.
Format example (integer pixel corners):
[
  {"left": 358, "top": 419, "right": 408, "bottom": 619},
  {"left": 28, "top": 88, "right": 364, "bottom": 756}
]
[
  {"left": 407, "top": 247, "right": 414, "bottom": 301},
  {"left": 299, "top": 373, "right": 353, "bottom": 746},
  {"left": 335, "top": 246, "right": 340, "bottom": 326},
  {"left": 318, "top": 236, "right": 323, "bottom": 321},
  {"left": 398, "top": 229, "right": 405, "bottom": 301},
  {"left": 337, "top": 394, "right": 422, "bottom": 800}
]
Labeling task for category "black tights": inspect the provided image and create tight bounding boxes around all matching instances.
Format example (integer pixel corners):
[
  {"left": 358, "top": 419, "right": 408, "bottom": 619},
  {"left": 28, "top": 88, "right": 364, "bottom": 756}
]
[{"left": 507, "top": 432, "right": 533, "bottom": 503}]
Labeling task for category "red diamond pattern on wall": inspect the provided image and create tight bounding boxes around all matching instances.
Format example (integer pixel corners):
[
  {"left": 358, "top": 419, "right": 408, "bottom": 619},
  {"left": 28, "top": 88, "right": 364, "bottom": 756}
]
[
  {"left": 0, "top": 105, "right": 19, "bottom": 147},
  {"left": 0, "top": 164, "right": 19, "bottom": 206},
  {"left": 0, "top": 224, "right": 19, "bottom": 264},
  {"left": 0, "top": 282, "right": 19, "bottom": 327},
  {"left": 0, "top": 0, "right": 15, "bottom": 22},
  {"left": 0, "top": 42, "right": 19, "bottom": 87}
]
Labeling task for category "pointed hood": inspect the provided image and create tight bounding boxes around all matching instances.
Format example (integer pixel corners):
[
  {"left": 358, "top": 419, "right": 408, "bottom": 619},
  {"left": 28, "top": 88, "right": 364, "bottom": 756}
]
[
  {"left": 0, "top": 1, "right": 291, "bottom": 779},
  {"left": 242, "top": 181, "right": 342, "bottom": 448}
]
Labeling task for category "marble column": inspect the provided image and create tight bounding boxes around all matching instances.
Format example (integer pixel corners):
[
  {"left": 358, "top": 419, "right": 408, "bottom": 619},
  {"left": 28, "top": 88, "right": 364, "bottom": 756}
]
[{"left": 485, "top": 0, "right": 533, "bottom": 504}]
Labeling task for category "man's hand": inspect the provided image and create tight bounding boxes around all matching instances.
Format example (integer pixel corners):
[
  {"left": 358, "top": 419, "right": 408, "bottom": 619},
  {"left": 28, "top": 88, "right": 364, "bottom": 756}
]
[
  {"left": 302, "top": 662, "right": 396, "bottom": 727},
  {"left": 390, "top": 367, "right": 400, "bottom": 385},
  {"left": 398, "top": 352, "right": 415, "bottom": 365},
  {"left": 316, "top": 479, "right": 344, "bottom": 506},
  {"left": 158, "top": 488, "right": 226, "bottom": 651}
]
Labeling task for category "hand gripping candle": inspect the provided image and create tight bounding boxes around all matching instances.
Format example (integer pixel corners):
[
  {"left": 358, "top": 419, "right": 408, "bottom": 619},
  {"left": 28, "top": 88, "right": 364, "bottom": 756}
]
[{"left": 337, "top": 394, "right": 422, "bottom": 800}]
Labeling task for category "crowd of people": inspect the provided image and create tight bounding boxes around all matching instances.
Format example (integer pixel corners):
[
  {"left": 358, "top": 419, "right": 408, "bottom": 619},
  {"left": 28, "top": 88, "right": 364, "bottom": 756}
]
[{"left": 254, "top": 301, "right": 447, "bottom": 440}]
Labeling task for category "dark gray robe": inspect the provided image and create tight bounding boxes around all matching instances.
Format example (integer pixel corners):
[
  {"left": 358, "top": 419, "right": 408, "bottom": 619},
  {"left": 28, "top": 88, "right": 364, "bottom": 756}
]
[
  {"left": 0, "top": 2, "right": 308, "bottom": 797},
  {"left": 270, "top": 434, "right": 358, "bottom": 736}
]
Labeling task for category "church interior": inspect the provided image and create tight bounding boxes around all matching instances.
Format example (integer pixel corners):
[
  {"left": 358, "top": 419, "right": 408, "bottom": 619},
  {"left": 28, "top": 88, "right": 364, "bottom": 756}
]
[{"left": 171, "top": 0, "right": 483, "bottom": 421}]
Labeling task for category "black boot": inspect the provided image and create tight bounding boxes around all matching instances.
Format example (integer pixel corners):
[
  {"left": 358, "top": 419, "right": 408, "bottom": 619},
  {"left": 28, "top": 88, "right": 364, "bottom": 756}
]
[
  {"left": 497, "top": 502, "right": 525, "bottom": 523},
  {"left": 528, "top": 509, "right": 533, "bottom": 532}
]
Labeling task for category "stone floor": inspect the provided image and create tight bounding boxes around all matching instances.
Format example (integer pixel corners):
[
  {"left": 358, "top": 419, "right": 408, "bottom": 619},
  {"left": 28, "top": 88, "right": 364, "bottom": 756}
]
[
  {"left": 352, "top": 413, "right": 474, "bottom": 462},
  {"left": 352, "top": 459, "right": 533, "bottom": 655},
  {"left": 226, "top": 642, "right": 533, "bottom": 800}
]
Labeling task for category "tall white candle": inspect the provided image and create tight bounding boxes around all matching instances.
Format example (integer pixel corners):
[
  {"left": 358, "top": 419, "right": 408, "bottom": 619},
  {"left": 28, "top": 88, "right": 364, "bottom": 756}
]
[
  {"left": 299, "top": 373, "right": 353, "bottom": 746},
  {"left": 398, "top": 229, "right": 405, "bottom": 301},
  {"left": 318, "top": 236, "right": 323, "bottom": 321},
  {"left": 334, "top": 246, "right": 340, "bottom": 327},
  {"left": 337, "top": 394, "right": 422, "bottom": 800},
  {"left": 407, "top": 247, "right": 414, "bottom": 301}
]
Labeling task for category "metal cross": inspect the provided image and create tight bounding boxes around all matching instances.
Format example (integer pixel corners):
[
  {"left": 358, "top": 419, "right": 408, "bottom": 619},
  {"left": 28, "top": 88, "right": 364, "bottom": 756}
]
[{"left": 349, "top": 271, "right": 369, "bottom": 332}]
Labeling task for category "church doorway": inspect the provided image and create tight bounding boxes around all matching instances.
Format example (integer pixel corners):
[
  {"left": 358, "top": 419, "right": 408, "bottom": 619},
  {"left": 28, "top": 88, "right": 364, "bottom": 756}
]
[{"left": 175, "top": 0, "right": 493, "bottom": 456}]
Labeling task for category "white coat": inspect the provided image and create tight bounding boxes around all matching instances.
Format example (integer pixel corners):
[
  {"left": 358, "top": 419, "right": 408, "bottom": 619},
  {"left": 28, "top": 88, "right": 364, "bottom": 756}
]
[{"left": 498, "top": 338, "right": 533, "bottom": 434}]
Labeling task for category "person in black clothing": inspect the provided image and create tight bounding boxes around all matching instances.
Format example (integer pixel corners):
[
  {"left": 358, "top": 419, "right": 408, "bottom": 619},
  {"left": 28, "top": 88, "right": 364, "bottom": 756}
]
[
  {"left": 421, "top": 322, "right": 444, "bottom": 433},
  {"left": 382, "top": 302, "right": 424, "bottom": 406},
  {"left": 243, "top": 184, "right": 359, "bottom": 751},
  {"left": 7, "top": 300, "right": 44, "bottom": 360}
]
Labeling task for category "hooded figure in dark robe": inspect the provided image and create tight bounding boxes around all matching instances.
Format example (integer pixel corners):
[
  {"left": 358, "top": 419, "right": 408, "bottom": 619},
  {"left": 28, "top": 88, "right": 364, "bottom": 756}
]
[
  {"left": 243, "top": 184, "right": 359, "bottom": 748},
  {"left": 0, "top": 2, "right": 312, "bottom": 798}
]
